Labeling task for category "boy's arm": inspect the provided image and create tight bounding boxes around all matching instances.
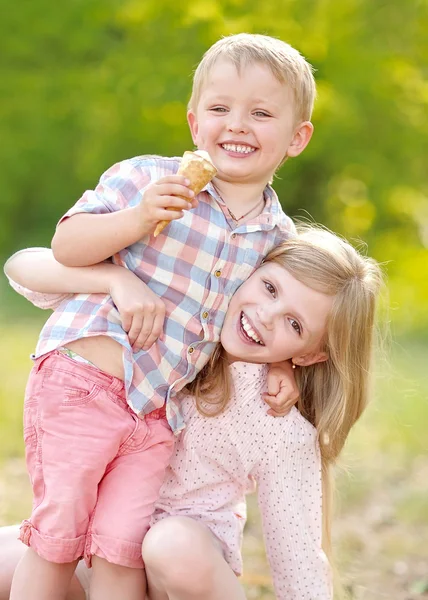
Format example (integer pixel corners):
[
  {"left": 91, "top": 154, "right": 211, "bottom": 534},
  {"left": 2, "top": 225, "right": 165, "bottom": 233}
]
[
  {"left": 263, "top": 360, "right": 299, "bottom": 417},
  {"left": 52, "top": 158, "right": 195, "bottom": 267},
  {"left": 52, "top": 209, "right": 148, "bottom": 267},
  {"left": 4, "top": 248, "right": 166, "bottom": 351}
]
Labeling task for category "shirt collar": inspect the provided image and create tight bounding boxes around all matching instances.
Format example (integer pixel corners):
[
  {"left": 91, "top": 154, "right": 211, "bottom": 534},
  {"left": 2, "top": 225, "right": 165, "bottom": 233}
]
[{"left": 202, "top": 182, "right": 284, "bottom": 229}]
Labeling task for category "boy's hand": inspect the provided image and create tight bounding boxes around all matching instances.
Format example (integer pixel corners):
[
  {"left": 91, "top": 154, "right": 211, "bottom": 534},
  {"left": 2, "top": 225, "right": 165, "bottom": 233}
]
[
  {"left": 136, "top": 175, "right": 198, "bottom": 236},
  {"left": 109, "top": 272, "right": 166, "bottom": 352},
  {"left": 263, "top": 361, "right": 299, "bottom": 417}
]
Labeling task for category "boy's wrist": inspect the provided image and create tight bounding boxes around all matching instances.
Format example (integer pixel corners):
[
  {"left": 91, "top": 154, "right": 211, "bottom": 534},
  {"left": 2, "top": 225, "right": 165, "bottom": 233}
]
[{"left": 129, "top": 205, "right": 155, "bottom": 239}]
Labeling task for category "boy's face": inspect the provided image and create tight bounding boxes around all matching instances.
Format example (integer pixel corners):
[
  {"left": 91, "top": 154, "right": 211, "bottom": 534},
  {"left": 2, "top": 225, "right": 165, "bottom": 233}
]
[{"left": 187, "top": 59, "right": 313, "bottom": 187}]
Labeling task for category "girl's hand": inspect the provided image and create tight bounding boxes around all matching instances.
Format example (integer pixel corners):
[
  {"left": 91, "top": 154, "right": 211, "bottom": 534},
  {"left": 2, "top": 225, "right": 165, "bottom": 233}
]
[
  {"left": 136, "top": 175, "right": 198, "bottom": 236},
  {"left": 263, "top": 361, "right": 299, "bottom": 417},
  {"left": 109, "top": 271, "right": 166, "bottom": 352}
]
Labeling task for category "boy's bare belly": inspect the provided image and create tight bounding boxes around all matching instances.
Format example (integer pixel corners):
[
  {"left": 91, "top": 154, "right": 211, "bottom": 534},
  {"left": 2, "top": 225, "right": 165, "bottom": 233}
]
[{"left": 65, "top": 336, "right": 125, "bottom": 380}]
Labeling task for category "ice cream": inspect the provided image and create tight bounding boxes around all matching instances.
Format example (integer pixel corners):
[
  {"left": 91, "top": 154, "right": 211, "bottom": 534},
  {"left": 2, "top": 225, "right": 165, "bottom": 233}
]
[{"left": 153, "top": 150, "right": 217, "bottom": 237}]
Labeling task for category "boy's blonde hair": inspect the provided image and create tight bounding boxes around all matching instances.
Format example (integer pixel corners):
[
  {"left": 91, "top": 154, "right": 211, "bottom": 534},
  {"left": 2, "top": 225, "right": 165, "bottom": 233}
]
[
  {"left": 187, "top": 225, "right": 384, "bottom": 559},
  {"left": 189, "top": 33, "right": 316, "bottom": 124}
]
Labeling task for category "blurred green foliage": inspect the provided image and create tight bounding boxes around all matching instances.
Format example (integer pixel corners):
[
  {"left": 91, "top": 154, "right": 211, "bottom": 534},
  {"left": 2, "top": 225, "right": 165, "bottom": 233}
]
[{"left": 1, "top": 0, "right": 427, "bottom": 335}]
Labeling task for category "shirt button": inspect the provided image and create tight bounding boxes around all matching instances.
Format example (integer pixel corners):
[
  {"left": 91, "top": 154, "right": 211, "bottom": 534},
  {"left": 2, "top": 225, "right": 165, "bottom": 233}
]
[
  {"left": 202, "top": 311, "right": 209, "bottom": 320},
  {"left": 214, "top": 270, "right": 221, "bottom": 278},
  {"left": 231, "top": 233, "right": 237, "bottom": 239},
  {"left": 188, "top": 347, "right": 194, "bottom": 354}
]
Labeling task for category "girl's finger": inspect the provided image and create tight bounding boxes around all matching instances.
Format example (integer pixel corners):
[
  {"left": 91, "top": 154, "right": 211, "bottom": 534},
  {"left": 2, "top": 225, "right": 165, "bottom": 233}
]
[
  {"left": 142, "top": 312, "right": 165, "bottom": 350},
  {"left": 132, "top": 319, "right": 152, "bottom": 351},
  {"left": 128, "top": 314, "right": 144, "bottom": 347},
  {"left": 120, "top": 311, "right": 132, "bottom": 334}
]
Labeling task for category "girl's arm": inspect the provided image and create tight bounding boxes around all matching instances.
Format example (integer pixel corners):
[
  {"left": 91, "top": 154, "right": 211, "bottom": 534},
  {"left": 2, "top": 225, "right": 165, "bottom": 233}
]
[
  {"left": 252, "top": 417, "right": 333, "bottom": 600},
  {"left": 4, "top": 248, "right": 166, "bottom": 351},
  {"left": 4, "top": 248, "right": 120, "bottom": 295},
  {"left": 4, "top": 248, "right": 74, "bottom": 310}
]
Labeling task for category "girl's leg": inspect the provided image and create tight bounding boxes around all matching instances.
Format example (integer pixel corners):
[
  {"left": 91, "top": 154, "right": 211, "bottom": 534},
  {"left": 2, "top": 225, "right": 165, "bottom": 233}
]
[
  {"left": 0, "top": 526, "right": 86, "bottom": 600},
  {"left": 143, "top": 517, "right": 246, "bottom": 600},
  {"left": 10, "top": 548, "right": 79, "bottom": 600},
  {"left": 90, "top": 556, "right": 146, "bottom": 600}
]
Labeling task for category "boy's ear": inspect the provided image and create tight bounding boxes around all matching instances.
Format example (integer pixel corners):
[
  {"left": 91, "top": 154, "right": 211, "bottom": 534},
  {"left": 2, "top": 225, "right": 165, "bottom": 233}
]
[
  {"left": 187, "top": 110, "right": 199, "bottom": 145},
  {"left": 286, "top": 121, "right": 314, "bottom": 158},
  {"left": 293, "top": 350, "right": 328, "bottom": 367}
]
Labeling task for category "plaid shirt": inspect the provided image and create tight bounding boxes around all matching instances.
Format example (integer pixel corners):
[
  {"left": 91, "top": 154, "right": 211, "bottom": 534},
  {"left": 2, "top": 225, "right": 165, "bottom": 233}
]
[{"left": 27, "top": 156, "right": 295, "bottom": 433}]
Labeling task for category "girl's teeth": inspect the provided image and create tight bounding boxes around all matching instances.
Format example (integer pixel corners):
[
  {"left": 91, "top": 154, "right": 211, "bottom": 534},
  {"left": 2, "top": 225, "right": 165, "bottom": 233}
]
[
  {"left": 222, "top": 144, "right": 255, "bottom": 154},
  {"left": 240, "top": 313, "right": 261, "bottom": 344}
]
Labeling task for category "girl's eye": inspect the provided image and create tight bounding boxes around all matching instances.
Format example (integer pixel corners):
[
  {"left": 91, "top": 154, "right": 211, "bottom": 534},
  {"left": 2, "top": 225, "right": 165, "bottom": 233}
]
[
  {"left": 264, "top": 281, "right": 276, "bottom": 297},
  {"left": 254, "top": 110, "right": 270, "bottom": 117},
  {"left": 289, "top": 319, "right": 302, "bottom": 335},
  {"left": 210, "top": 106, "right": 227, "bottom": 113}
]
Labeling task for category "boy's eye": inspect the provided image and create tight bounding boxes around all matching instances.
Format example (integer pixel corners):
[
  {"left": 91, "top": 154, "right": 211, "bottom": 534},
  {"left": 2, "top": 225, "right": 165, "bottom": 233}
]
[
  {"left": 254, "top": 110, "right": 270, "bottom": 117},
  {"left": 289, "top": 319, "right": 302, "bottom": 335},
  {"left": 210, "top": 106, "right": 227, "bottom": 113},
  {"left": 264, "top": 281, "right": 276, "bottom": 297}
]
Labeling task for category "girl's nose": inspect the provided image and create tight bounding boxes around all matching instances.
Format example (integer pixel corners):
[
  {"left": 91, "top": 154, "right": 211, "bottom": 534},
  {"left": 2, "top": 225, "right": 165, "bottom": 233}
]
[{"left": 256, "top": 305, "right": 276, "bottom": 330}]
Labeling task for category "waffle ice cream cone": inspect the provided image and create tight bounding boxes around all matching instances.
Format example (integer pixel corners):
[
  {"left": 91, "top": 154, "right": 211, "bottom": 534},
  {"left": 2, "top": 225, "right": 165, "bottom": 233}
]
[{"left": 153, "top": 150, "right": 217, "bottom": 237}]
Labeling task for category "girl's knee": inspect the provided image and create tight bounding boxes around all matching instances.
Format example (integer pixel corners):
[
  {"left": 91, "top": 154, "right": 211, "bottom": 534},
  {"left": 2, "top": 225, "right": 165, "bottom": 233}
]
[
  {"left": 143, "top": 518, "right": 197, "bottom": 565},
  {"left": 143, "top": 517, "right": 218, "bottom": 589}
]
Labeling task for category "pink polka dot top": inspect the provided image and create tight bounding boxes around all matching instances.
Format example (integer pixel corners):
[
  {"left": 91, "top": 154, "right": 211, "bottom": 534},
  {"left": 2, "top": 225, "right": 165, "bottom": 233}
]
[{"left": 152, "top": 361, "right": 332, "bottom": 599}]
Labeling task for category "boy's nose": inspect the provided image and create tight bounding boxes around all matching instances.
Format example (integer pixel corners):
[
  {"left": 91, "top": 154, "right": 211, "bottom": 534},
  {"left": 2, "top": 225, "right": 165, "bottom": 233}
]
[{"left": 226, "top": 112, "right": 249, "bottom": 134}]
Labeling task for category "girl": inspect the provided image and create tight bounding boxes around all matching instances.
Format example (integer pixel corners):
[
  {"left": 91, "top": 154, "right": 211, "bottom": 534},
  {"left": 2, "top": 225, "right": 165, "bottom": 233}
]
[{"left": 2, "top": 225, "right": 383, "bottom": 599}]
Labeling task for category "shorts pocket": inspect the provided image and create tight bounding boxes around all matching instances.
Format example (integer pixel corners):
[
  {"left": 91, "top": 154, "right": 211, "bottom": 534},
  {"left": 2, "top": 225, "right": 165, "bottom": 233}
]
[
  {"left": 62, "top": 384, "right": 101, "bottom": 406},
  {"left": 23, "top": 424, "right": 41, "bottom": 486},
  {"left": 41, "top": 367, "right": 102, "bottom": 407}
]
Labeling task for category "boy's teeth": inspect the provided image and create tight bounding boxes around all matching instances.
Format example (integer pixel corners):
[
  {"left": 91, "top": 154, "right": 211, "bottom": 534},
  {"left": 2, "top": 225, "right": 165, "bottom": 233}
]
[
  {"left": 222, "top": 144, "right": 255, "bottom": 154},
  {"left": 240, "top": 313, "right": 262, "bottom": 344}
]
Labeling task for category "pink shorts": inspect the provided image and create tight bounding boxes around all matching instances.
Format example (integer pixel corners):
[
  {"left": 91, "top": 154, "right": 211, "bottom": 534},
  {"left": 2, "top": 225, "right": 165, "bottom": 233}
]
[{"left": 20, "top": 350, "right": 174, "bottom": 568}]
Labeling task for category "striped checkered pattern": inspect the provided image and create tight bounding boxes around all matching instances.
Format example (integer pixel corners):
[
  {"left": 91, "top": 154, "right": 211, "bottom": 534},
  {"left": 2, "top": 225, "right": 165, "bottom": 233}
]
[{"left": 31, "top": 156, "right": 295, "bottom": 432}]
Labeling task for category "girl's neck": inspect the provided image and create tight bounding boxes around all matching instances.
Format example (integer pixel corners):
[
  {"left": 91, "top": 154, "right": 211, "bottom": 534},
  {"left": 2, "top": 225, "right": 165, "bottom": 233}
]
[{"left": 212, "top": 177, "right": 268, "bottom": 219}]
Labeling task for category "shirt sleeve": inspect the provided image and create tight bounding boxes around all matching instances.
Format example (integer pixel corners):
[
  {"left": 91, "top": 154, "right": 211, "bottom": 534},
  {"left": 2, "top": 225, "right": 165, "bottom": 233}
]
[
  {"left": 251, "top": 417, "right": 332, "bottom": 599},
  {"left": 58, "top": 157, "right": 155, "bottom": 225},
  {"left": 4, "top": 249, "right": 72, "bottom": 310}
]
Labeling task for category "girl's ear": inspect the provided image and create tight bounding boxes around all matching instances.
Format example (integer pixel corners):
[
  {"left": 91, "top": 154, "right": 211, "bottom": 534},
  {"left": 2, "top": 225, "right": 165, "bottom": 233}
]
[
  {"left": 293, "top": 351, "right": 328, "bottom": 367},
  {"left": 187, "top": 110, "right": 199, "bottom": 145}
]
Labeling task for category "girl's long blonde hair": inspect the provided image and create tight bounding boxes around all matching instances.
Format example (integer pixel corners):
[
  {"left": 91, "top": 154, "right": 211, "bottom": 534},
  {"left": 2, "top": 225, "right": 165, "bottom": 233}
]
[{"left": 187, "top": 225, "right": 384, "bottom": 557}]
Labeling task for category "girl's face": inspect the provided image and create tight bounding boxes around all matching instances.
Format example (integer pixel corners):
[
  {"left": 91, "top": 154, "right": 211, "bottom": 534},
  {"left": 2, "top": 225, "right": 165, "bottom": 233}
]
[{"left": 221, "top": 262, "right": 333, "bottom": 366}]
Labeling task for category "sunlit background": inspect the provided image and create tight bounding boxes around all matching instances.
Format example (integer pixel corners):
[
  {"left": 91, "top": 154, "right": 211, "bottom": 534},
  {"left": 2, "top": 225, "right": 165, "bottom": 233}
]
[{"left": 1, "top": 1, "right": 427, "bottom": 598}]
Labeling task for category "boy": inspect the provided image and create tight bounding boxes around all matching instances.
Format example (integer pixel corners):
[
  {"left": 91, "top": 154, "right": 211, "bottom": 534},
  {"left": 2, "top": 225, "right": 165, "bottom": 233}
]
[{"left": 10, "top": 33, "right": 315, "bottom": 600}]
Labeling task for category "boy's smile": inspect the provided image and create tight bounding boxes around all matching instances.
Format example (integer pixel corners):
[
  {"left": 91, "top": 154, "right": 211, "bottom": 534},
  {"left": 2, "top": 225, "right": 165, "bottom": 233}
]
[{"left": 187, "top": 59, "right": 312, "bottom": 188}]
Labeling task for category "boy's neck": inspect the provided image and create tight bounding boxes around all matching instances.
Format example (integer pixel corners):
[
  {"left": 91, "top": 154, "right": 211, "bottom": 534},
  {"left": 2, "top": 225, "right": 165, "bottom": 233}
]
[{"left": 212, "top": 178, "right": 269, "bottom": 219}]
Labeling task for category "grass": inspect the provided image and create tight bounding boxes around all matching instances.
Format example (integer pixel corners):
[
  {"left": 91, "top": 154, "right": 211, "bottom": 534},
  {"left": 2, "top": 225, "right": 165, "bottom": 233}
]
[{"left": 0, "top": 322, "right": 427, "bottom": 598}]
